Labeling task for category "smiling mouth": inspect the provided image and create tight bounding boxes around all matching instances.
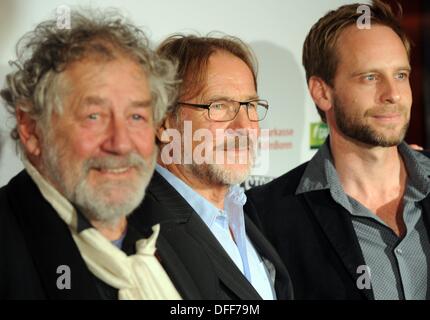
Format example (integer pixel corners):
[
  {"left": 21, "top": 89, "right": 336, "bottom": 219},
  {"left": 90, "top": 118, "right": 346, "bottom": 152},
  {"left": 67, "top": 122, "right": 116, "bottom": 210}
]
[
  {"left": 371, "top": 113, "right": 403, "bottom": 121},
  {"left": 95, "top": 167, "right": 132, "bottom": 174}
]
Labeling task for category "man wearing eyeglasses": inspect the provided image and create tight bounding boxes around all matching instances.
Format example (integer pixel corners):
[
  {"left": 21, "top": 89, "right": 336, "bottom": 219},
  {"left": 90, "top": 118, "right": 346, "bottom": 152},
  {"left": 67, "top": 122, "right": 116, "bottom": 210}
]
[{"left": 129, "top": 35, "right": 293, "bottom": 300}]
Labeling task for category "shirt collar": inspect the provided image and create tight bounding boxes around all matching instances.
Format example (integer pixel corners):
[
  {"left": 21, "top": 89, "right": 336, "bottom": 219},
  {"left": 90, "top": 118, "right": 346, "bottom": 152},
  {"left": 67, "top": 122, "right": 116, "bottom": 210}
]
[
  {"left": 296, "top": 139, "right": 334, "bottom": 194},
  {"left": 155, "top": 164, "right": 246, "bottom": 229},
  {"left": 398, "top": 143, "right": 430, "bottom": 198},
  {"left": 296, "top": 138, "right": 430, "bottom": 199}
]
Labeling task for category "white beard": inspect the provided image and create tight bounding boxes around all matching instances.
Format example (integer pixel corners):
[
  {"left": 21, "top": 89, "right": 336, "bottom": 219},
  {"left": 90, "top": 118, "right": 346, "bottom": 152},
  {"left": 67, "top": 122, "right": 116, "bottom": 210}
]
[{"left": 40, "top": 132, "right": 157, "bottom": 224}]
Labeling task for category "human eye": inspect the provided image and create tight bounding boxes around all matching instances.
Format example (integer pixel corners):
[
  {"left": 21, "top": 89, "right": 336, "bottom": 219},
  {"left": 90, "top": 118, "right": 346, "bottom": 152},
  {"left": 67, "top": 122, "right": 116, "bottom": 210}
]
[
  {"left": 395, "top": 72, "right": 409, "bottom": 80},
  {"left": 81, "top": 105, "right": 105, "bottom": 122},
  {"left": 246, "top": 101, "right": 258, "bottom": 109},
  {"left": 364, "top": 74, "right": 377, "bottom": 81},
  {"left": 129, "top": 111, "right": 152, "bottom": 126},
  {"left": 211, "top": 101, "right": 228, "bottom": 110},
  {"left": 131, "top": 114, "right": 144, "bottom": 121},
  {"left": 82, "top": 111, "right": 106, "bottom": 130},
  {"left": 87, "top": 113, "right": 100, "bottom": 120}
]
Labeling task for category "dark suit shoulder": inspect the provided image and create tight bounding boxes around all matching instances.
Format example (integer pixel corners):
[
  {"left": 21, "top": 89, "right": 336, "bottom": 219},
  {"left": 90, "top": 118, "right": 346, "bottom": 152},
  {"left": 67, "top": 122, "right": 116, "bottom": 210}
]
[
  {"left": 0, "top": 175, "right": 26, "bottom": 241},
  {"left": 0, "top": 173, "right": 47, "bottom": 299},
  {"left": 135, "top": 172, "right": 268, "bottom": 300},
  {"left": 0, "top": 184, "right": 14, "bottom": 245},
  {"left": 0, "top": 183, "right": 11, "bottom": 222},
  {"left": 246, "top": 161, "right": 308, "bottom": 206}
]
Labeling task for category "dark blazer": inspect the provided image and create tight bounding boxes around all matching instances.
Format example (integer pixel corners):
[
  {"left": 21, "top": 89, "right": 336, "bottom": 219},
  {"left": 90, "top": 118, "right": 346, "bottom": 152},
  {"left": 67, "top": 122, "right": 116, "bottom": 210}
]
[
  {"left": 0, "top": 170, "right": 202, "bottom": 299},
  {"left": 245, "top": 157, "right": 430, "bottom": 300},
  {"left": 129, "top": 171, "right": 294, "bottom": 300}
]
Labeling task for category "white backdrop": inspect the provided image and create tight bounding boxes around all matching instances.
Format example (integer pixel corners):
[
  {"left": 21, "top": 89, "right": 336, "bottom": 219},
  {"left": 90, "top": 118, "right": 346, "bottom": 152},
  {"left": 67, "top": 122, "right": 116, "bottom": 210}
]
[{"left": 0, "top": 0, "right": 365, "bottom": 187}]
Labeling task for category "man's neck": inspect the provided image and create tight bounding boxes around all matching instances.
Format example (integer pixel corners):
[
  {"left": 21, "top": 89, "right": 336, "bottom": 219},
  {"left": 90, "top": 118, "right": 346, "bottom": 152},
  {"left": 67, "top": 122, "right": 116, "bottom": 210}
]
[
  {"left": 160, "top": 162, "right": 229, "bottom": 210},
  {"left": 330, "top": 135, "right": 407, "bottom": 237},
  {"left": 91, "top": 217, "right": 127, "bottom": 241},
  {"left": 330, "top": 135, "right": 405, "bottom": 195}
]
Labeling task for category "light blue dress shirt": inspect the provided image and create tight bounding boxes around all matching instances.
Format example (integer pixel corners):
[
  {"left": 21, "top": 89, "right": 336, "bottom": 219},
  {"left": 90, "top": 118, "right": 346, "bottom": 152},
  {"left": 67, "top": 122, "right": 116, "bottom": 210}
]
[{"left": 156, "top": 165, "right": 275, "bottom": 300}]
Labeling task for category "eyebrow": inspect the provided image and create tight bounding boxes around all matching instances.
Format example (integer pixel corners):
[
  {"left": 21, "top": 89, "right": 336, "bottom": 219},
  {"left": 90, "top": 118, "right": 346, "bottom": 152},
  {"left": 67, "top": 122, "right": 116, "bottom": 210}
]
[
  {"left": 130, "top": 99, "right": 152, "bottom": 108},
  {"left": 81, "top": 96, "right": 152, "bottom": 108},
  {"left": 206, "top": 94, "right": 260, "bottom": 102},
  {"left": 82, "top": 96, "right": 110, "bottom": 107}
]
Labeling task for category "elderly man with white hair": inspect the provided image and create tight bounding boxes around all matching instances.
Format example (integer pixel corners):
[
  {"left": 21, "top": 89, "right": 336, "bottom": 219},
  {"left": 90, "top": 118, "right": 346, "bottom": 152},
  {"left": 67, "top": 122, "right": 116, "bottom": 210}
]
[{"left": 0, "top": 9, "right": 201, "bottom": 300}]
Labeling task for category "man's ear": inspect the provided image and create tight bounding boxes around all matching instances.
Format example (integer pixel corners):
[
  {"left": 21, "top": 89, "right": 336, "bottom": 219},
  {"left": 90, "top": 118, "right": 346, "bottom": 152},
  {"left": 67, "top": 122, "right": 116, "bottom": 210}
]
[
  {"left": 156, "top": 115, "right": 176, "bottom": 144},
  {"left": 16, "top": 108, "right": 41, "bottom": 157},
  {"left": 308, "top": 76, "right": 334, "bottom": 113}
]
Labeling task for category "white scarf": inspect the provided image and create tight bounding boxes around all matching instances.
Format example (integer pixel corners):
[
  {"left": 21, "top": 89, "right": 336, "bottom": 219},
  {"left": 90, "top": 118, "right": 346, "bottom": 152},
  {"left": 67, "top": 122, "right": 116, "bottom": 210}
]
[{"left": 24, "top": 160, "right": 182, "bottom": 300}]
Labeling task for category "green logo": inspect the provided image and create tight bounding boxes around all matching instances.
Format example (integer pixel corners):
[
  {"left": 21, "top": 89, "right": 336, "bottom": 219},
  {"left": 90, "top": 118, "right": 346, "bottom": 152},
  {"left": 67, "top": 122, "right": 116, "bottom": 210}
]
[{"left": 310, "top": 122, "right": 329, "bottom": 149}]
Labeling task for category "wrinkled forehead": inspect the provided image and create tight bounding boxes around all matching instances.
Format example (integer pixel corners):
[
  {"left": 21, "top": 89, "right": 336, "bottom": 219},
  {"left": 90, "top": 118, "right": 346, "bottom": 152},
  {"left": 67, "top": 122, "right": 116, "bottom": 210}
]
[
  {"left": 197, "top": 51, "right": 257, "bottom": 100},
  {"left": 180, "top": 49, "right": 257, "bottom": 101},
  {"left": 52, "top": 56, "right": 151, "bottom": 115}
]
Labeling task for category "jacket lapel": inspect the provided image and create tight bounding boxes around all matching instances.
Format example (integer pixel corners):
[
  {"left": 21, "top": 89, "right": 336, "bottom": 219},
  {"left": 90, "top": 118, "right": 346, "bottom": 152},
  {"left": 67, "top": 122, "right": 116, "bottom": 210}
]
[
  {"left": 146, "top": 171, "right": 262, "bottom": 300},
  {"left": 420, "top": 195, "right": 430, "bottom": 238},
  {"left": 302, "top": 190, "right": 374, "bottom": 300},
  {"left": 6, "top": 171, "right": 101, "bottom": 300},
  {"left": 128, "top": 193, "right": 202, "bottom": 299},
  {"left": 186, "top": 213, "right": 262, "bottom": 299},
  {"left": 244, "top": 215, "right": 294, "bottom": 300}
]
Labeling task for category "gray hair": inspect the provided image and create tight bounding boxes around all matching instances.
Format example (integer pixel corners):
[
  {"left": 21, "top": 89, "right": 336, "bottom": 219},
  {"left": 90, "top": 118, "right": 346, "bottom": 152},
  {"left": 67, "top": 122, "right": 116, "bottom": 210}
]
[{"left": 1, "top": 9, "right": 178, "bottom": 147}]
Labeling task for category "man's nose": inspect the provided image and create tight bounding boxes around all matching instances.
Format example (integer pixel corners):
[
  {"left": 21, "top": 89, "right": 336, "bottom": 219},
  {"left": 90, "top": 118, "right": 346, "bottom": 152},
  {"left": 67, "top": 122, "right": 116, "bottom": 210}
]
[
  {"left": 230, "top": 105, "right": 254, "bottom": 129},
  {"left": 101, "top": 117, "right": 133, "bottom": 155},
  {"left": 380, "top": 78, "right": 401, "bottom": 104}
]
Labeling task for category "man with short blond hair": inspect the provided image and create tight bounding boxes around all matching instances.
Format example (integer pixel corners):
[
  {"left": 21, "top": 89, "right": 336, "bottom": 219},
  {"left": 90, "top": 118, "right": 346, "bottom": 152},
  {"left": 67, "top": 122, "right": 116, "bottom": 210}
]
[{"left": 246, "top": 0, "right": 430, "bottom": 300}]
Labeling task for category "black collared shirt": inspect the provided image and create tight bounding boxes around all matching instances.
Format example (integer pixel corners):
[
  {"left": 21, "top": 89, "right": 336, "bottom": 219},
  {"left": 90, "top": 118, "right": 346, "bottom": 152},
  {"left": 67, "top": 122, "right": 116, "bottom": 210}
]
[{"left": 296, "top": 140, "right": 430, "bottom": 300}]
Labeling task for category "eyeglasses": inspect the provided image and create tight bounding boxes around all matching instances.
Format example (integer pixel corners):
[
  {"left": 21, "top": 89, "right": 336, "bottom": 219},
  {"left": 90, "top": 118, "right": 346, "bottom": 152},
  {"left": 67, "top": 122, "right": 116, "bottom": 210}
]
[{"left": 177, "top": 99, "right": 269, "bottom": 122}]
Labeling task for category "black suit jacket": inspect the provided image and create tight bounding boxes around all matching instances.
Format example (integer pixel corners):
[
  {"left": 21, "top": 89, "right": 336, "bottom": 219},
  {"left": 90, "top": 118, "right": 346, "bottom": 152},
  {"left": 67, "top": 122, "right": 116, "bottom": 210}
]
[
  {"left": 245, "top": 156, "right": 430, "bottom": 300},
  {"left": 129, "top": 171, "right": 293, "bottom": 300},
  {"left": 0, "top": 170, "right": 202, "bottom": 299}
]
